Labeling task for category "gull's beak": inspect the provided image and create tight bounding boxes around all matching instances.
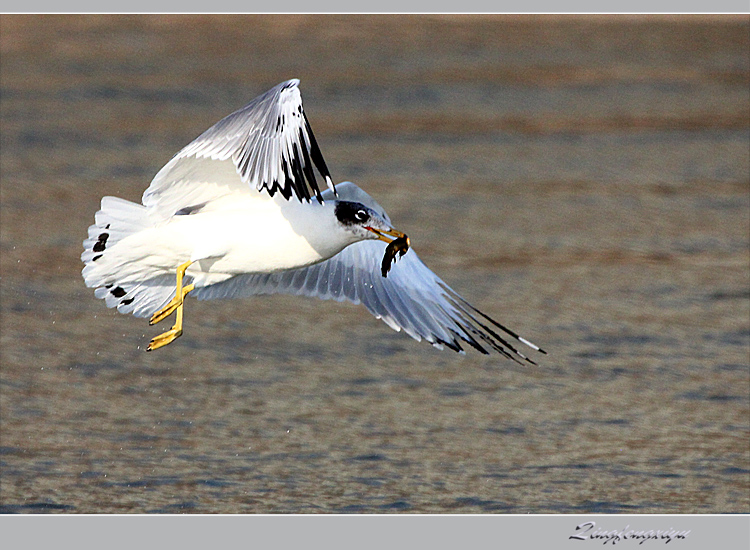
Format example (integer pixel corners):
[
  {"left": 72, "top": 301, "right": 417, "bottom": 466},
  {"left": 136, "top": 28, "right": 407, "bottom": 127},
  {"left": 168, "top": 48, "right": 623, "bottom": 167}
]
[{"left": 365, "top": 226, "right": 407, "bottom": 243}]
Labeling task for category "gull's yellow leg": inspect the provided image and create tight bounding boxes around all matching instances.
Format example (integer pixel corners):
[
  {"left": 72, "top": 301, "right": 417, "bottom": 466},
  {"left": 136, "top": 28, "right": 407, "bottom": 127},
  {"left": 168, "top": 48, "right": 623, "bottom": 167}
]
[
  {"left": 146, "top": 260, "right": 194, "bottom": 351},
  {"left": 150, "top": 261, "right": 194, "bottom": 326}
]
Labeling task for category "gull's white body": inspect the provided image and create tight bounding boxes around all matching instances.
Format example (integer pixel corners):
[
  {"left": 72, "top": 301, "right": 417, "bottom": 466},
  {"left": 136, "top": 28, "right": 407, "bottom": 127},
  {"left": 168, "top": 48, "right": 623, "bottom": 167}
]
[
  {"left": 82, "top": 79, "right": 544, "bottom": 362},
  {"left": 102, "top": 191, "right": 350, "bottom": 288},
  {"left": 177, "top": 195, "right": 349, "bottom": 278}
]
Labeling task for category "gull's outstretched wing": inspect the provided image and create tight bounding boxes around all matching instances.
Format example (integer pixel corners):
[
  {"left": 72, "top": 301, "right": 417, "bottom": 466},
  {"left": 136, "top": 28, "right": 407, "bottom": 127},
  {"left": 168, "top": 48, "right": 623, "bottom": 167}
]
[
  {"left": 191, "top": 241, "right": 545, "bottom": 364},
  {"left": 142, "top": 79, "right": 334, "bottom": 214}
]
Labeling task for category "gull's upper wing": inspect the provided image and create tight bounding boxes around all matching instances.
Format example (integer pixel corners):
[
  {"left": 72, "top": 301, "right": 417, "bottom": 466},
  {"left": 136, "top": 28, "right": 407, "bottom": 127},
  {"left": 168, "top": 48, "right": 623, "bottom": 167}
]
[
  {"left": 142, "top": 79, "right": 334, "bottom": 214},
  {"left": 191, "top": 240, "right": 544, "bottom": 364}
]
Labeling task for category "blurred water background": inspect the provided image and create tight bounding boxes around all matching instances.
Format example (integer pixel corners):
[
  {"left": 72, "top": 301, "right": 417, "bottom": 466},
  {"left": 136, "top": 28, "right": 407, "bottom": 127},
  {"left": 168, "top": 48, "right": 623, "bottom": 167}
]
[{"left": 0, "top": 15, "right": 748, "bottom": 513}]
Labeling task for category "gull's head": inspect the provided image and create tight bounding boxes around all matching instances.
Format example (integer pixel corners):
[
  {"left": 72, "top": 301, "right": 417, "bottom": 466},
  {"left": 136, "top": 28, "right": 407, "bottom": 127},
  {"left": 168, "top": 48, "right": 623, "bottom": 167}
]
[{"left": 334, "top": 200, "right": 406, "bottom": 244}]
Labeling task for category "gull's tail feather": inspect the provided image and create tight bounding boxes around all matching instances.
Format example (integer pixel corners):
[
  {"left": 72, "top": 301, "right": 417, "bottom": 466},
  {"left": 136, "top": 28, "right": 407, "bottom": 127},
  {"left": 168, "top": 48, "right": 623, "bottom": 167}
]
[{"left": 81, "top": 197, "right": 177, "bottom": 318}]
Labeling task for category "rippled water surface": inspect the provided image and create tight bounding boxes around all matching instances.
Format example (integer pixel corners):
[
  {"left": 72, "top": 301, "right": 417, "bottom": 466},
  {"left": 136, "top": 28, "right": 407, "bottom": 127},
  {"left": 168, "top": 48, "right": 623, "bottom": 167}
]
[{"left": 1, "top": 15, "right": 748, "bottom": 513}]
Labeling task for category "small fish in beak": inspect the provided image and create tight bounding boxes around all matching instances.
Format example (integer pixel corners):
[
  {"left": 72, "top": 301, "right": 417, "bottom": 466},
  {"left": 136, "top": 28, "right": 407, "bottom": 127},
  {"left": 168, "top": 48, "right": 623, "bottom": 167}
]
[
  {"left": 381, "top": 234, "right": 411, "bottom": 277},
  {"left": 363, "top": 225, "right": 411, "bottom": 277}
]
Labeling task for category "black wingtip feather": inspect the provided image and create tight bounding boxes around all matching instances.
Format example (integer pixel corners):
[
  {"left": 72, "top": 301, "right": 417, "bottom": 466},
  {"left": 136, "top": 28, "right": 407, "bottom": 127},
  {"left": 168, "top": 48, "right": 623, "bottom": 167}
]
[
  {"left": 303, "top": 113, "right": 332, "bottom": 185},
  {"left": 297, "top": 128, "right": 325, "bottom": 203},
  {"left": 440, "top": 283, "right": 547, "bottom": 356}
]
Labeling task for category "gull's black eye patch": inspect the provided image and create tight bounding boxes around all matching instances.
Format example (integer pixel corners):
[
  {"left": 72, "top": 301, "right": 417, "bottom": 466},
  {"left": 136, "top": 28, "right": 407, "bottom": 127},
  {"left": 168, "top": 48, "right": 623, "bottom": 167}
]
[{"left": 335, "top": 201, "right": 371, "bottom": 226}]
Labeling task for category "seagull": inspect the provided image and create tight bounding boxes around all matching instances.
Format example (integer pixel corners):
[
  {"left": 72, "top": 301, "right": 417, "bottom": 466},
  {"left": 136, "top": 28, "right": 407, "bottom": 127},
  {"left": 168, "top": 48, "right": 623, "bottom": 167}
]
[{"left": 82, "top": 79, "right": 545, "bottom": 363}]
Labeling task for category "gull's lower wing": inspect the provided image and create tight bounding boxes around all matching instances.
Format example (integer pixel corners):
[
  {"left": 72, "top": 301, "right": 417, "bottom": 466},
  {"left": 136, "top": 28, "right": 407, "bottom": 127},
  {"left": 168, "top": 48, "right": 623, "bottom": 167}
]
[
  {"left": 142, "top": 79, "right": 333, "bottom": 209},
  {"left": 191, "top": 240, "right": 545, "bottom": 363}
]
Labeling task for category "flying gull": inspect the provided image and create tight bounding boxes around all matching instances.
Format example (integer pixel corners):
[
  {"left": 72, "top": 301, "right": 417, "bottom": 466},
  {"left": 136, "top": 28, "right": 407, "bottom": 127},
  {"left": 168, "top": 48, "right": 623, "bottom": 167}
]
[{"left": 82, "top": 79, "right": 545, "bottom": 363}]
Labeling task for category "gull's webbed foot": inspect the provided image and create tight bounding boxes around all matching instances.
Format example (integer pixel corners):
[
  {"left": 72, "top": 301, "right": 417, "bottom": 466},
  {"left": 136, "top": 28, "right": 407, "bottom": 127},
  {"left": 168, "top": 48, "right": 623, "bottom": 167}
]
[
  {"left": 147, "top": 260, "right": 193, "bottom": 351},
  {"left": 150, "top": 282, "right": 195, "bottom": 325},
  {"left": 147, "top": 327, "right": 183, "bottom": 351},
  {"left": 150, "top": 296, "right": 180, "bottom": 326}
]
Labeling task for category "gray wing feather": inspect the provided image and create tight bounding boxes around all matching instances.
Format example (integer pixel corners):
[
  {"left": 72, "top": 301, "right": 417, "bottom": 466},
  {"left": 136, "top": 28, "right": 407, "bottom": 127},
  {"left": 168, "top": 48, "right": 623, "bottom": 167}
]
[
  {"left": 191, "top": 240, "right": 543, "bottom": 363},
  {"left": 146, "top": 79, "right": 333, "bottom": 205}
]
